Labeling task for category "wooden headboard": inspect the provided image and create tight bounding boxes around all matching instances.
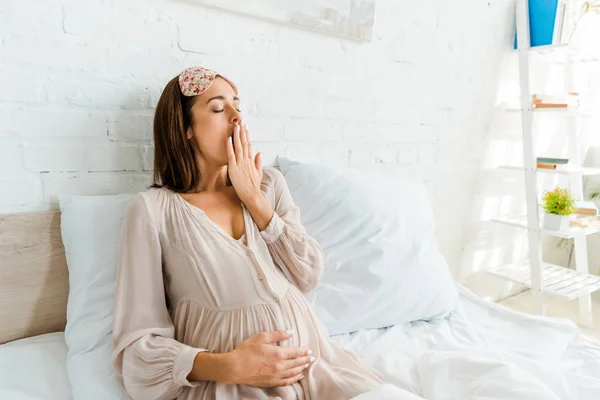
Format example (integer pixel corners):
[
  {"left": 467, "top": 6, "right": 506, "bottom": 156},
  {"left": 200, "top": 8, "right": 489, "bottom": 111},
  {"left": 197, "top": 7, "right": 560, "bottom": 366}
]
[{"left": 0, "top": 211, "right": 69, "bottom": 344}]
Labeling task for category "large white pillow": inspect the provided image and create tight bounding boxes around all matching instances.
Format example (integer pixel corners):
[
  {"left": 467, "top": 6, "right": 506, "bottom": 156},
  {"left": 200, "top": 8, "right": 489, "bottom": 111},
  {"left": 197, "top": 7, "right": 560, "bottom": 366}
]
[
  {"left": 59, "top": 194, "right": 134, "bottom": 400},
  {"left": 276, "top": 157, "right": 458, "bottom": 335}
]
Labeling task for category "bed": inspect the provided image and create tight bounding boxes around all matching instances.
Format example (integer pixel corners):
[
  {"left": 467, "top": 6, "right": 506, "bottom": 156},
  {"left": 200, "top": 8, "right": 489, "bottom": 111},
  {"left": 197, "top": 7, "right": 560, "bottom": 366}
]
[
  {"left": 0, "top": 332, "right": 71, "bottom": 400},
  {"left": 1, "top": 209, "right": 600, "bottom": 399}
]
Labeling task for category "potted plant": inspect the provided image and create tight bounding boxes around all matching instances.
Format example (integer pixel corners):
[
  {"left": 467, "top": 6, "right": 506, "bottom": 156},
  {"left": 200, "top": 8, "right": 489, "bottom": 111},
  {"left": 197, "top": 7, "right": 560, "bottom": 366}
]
[{"left": 542, "top": 188, "right": 575, "bottom": 231}]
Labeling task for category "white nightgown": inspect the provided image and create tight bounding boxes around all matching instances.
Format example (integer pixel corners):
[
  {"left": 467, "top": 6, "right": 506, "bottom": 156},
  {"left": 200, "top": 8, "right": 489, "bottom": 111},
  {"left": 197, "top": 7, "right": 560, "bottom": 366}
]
[{"left": 112, "top": 167, "right": 384, "bottom": 399}]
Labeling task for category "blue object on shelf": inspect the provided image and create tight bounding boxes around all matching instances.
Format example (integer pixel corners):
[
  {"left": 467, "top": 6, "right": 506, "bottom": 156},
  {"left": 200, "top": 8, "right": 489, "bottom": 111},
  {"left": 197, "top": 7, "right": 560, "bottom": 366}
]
[{"left": 514, "top": 0, "right": 560, "bottom": 49}]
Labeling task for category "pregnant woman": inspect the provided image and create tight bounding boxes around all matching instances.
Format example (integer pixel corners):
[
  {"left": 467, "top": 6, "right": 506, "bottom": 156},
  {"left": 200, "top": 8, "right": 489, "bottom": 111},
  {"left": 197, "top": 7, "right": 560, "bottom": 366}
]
[{"left": 111, "top": 66, "right": 384, "bottom": 399}]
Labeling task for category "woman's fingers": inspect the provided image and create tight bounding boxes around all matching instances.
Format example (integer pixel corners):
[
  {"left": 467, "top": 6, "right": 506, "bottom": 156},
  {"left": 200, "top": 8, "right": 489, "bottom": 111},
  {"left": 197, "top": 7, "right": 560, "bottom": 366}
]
[
  {"left": 238, "top": 122, "right": 249, "bottom": 159},
  {"left": 281, "top": 355, "right": 313, "bottom": 373},
  {"left": 227, "top": 135, "right": 236, "bottom": 167},
  {"left": 255, "top": 152, "right": 262, "bottom": 177},
  {"left": 273, "top": 374, "right": 305, "bottom": 387},
  {"left": 234, "top": 124, "right": 244, "bottom": 160},
  {"left": 279, "top": 364, "right": 310, "bottom": 379},
  {"left": 280, "top": 347, "right": 311, "bottom": 360},
  {"left": 244, "top": 123, "right": 253, "bottom": 159}
]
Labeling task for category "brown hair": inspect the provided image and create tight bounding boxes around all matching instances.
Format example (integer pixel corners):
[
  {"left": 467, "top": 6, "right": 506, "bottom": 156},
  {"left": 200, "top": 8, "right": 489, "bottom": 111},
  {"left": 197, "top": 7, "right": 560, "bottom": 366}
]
[{"left": 150, "top": 76, "right": 200, "bottom": 193}]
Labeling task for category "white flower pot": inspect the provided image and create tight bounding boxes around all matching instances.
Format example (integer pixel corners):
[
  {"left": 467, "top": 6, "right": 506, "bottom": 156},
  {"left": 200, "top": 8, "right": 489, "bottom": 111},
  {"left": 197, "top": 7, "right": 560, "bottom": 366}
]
[{"left": 543, "top": 213, "right": 570, "bottom": 231}]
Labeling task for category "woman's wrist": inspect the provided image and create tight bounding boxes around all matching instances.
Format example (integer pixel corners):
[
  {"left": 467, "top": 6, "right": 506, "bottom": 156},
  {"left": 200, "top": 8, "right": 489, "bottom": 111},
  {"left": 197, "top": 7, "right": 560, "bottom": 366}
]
[
  {"left": 188, "top": 351, "right": 239, "bottom": 384},
  {"left": 243, "top": 192, "right": 274, "bottom": 232}
]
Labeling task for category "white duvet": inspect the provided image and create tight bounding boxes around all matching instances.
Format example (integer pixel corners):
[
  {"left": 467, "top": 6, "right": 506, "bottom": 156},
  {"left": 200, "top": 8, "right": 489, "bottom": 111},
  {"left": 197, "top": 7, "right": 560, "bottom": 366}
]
[
  {"left": 334, "top": 285, "right": 600, "bottom": 400},
  {"left": 1, "top": 285, "right": 599, "bottom": 400},
  {"left": 0, "top": 332, "right": 71, "bottom": 400}
]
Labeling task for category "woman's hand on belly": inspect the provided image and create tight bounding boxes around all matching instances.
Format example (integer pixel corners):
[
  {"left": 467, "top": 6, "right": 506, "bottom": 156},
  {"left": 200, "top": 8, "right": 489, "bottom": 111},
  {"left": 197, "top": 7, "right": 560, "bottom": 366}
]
[{"left": 226, "top": 330, "right": 316, "bottom": 387}]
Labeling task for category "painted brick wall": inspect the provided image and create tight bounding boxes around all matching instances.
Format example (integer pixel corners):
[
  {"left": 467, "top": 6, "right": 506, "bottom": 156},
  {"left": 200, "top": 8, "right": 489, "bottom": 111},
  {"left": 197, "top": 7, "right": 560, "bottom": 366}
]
[{"left": 0, "top": 0, "right": 515, "bottom": 274}]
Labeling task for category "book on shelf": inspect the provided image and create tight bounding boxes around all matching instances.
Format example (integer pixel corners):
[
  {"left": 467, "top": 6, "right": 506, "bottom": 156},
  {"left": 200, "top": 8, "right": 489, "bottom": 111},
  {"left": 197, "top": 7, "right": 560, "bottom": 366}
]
[
  {"left": 574, "top": 201, "right": 598, "bottom": 216},
  {"left": 537, "top": 162, "right": 558, "bottom": 169},
  {"left": 575, "top": 208, "right": 598, "bottom": 216},
  {"left": 571, "top": 215, "right": 600, "bottom": 228},
  {"left": 513, "top": 0, "right": 567, "bottom": 48},
  {"left": 536, "top": 157, "right": 569, "bottom": 170},
  {"left": 537, "top": 157, "right": 569, "bottom": 164},
  {"left": 533, "top": 103, "right": 569, "bottom": 109},
  {"left": 570, "top": 218, "right": 591, "bottom": 228},
  {"left": 532, "top": 93, "right": 579, "bottom": 109}
]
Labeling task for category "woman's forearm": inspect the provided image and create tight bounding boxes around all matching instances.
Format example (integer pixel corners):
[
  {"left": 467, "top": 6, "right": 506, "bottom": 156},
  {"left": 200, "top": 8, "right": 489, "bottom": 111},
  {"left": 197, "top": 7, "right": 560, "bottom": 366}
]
[{"left": 187, "top": 351, "right": 237, "bottom": 384}]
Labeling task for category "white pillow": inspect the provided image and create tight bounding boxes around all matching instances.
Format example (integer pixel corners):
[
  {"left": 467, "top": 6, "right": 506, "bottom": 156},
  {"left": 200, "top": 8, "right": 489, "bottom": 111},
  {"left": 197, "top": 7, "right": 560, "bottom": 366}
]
[
  {"left": 275, "top": 157, "right": 458, "bottom": 335},
  {"left": 59, "top": 194, "right": 134, "bottom": 400},
  {"left": 0, "top": 333, "right": 72, "bottom": 400}
]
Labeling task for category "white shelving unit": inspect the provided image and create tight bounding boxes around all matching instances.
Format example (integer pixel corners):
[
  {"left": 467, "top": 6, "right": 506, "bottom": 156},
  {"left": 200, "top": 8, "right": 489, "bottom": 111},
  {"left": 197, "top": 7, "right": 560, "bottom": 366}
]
[
  {"left": 487, "top": 261, "right": 600, "bottom": 300},
  {"left": 498, "top": 165, "right": 600, "bottom": 175},
  {"left": 490, "top": 0, "right": 600, "bottom": 324},
  {"left": 493, "top": 215, "right": 600, "bottom": 239},
  {"left": 526, "top": 43, "right": 600, "bottom": 63},
  {"left": 506, "top": 107, "right": 595, "bottom": 117}
]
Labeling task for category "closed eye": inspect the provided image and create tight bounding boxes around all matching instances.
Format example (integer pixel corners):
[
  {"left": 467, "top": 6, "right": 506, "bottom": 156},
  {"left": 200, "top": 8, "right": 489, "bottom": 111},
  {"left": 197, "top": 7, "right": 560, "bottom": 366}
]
[{"left": 213, "top": 109, "right": 241, "bottom": 113}]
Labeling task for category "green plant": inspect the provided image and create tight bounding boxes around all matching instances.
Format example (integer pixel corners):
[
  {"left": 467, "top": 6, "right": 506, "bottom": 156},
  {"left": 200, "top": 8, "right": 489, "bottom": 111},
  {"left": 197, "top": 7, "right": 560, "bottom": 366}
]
[{"left": 542, "top": 188, "right": 575, "bottom": 216}]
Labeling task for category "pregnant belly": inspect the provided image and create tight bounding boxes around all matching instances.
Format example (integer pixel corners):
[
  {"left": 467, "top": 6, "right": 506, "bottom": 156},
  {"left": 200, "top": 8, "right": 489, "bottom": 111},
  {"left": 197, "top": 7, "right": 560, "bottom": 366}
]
[{"left": 171, "top": 287, "right": 318, "bottom": 353}]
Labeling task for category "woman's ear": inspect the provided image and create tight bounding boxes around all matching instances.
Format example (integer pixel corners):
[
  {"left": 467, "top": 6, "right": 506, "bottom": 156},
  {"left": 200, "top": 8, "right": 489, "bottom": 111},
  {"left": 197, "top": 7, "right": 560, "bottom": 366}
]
[{"left": 186, "top": 127, "right": 193, "bottom": 140}]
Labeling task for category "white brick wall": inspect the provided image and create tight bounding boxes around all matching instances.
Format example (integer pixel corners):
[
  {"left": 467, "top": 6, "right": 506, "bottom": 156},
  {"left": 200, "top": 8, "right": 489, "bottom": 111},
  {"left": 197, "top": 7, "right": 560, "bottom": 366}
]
[{"left": 0, "top": 0, "right": 516, "bottom": 275}]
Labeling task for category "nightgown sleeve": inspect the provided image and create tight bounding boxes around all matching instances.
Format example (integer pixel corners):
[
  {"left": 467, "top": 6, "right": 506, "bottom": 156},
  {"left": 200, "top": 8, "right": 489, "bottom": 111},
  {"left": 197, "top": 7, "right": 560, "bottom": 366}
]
[
  {"left": 112, "top": 194, "right": 207, "bottom": 400},
  {"left": 259, "top": 168, "right": 325, "bottom": 294}
]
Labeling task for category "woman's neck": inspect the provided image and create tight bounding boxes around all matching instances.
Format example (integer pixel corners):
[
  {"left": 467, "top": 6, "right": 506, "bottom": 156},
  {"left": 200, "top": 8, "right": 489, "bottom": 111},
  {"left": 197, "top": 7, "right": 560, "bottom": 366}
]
[{"left": 194, "top": 158, "right": 230, "bottom": 193}]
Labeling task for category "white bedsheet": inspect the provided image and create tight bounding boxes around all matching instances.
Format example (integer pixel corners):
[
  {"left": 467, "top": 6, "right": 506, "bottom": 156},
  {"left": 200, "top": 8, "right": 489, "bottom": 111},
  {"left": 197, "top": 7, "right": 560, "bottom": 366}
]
[
  {"left": 1, "top": 286, "right": 598, "bottom": 400},
  {"left": 0, "top": 332, "right": 72, "bottom": 400},
  {"left": 332, "top": 285, "right": 600, "bottom": 400}
]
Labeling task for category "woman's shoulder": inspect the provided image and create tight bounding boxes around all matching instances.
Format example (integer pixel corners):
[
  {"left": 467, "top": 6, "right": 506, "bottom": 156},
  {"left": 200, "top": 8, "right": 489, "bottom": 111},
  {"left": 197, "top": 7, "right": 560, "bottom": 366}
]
[
  {"left": 129, "top": 186, "right": 168, "bottom": 206},
  {"left": 125, "top": 187, "right": 171, "bottom": 226}
]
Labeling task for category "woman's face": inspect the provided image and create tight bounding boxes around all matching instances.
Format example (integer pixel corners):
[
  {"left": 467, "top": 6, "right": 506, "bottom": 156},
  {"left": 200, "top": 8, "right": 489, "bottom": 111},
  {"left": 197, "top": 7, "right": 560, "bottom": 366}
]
[{"left": 187, "top": 77, "right": 241, "bottom": 165}]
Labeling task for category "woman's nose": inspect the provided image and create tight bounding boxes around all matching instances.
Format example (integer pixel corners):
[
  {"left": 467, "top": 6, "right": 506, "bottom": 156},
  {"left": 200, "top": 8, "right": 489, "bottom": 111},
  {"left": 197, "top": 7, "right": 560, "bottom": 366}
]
[{"left": 230, "top": 108, "right": 242, "bottom": 125}]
